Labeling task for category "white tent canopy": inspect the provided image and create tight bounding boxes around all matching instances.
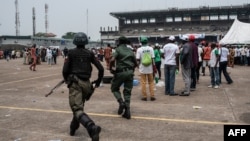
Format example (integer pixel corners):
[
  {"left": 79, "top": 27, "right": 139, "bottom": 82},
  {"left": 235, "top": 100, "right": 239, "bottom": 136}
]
[{"left": 219, "top": 19, "right": 250, "bottom": 45}]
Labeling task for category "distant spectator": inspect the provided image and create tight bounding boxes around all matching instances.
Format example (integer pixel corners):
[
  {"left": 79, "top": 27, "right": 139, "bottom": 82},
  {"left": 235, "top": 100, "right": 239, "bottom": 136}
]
[
  {"left": 29, "top": 44, "right": 37, "bottom": 71},
  {"left": 23, "top": 48, "right": 29, "bottom": 64},
  {"left": 98, "top": 47, "right": 104, "bottom": 62},
  {"left": 52, "top": 48, "right": 57, "bottom": 64},
  {"left": 247, "top": 46, "right": 250, "bottom": 66},
  {"left": 153, "top": 43, "right": 162, "bottom": 80},
  {"left": 162, "top": 35, "right": 179, "bottom": 96},
  {"left": 228, "top": 46, "right": 235, "bottom": 68},
  {"left": 46, "top": 48, "right": 53, "bottom": 66},
  {"left": 202, "top": 41, "right": 211, "bottom": 76},
  {"left": 179, "top": 36, "right": 192, "bottom": 96},
  {"left": 104, "top": 44, "right": 113, "bottom": 70},
  {"left": 63, "top": 47, "right": 68, "bottom": 58},
  {"left": 208, "top": 43, "right": 220, "bottom": 89},
  {"left": 196, "top": 43, "right": 203, "bottom": 84},
  {"left": 219, "top": 45, "right": 233, "bottom": 84},
  {"left": 189, "top": 35, "right": 198, "bottom": 91},
  {"left": 11, "top": 50, "right": 16, "bottom": 59}
]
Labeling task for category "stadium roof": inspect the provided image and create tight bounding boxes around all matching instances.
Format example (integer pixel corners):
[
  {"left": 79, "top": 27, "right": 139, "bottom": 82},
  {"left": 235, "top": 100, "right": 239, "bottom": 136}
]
[{"left": 110, "top": 4, "right": 250, "bottom": 19}]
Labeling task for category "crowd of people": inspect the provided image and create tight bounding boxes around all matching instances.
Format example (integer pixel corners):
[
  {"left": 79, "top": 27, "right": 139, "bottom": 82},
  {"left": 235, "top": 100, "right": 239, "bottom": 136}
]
[
  {"left": 1, "top": 45, "right": 65, "bottom": 66},
  {"left": 101, "top": 35, "right": 250, "bottom": 98},
  {"left": 0, "top": 49, "right": 22, "bottom": 61},
  {"left": 1, "top": 45, "right": 67, "bottom": 72}
]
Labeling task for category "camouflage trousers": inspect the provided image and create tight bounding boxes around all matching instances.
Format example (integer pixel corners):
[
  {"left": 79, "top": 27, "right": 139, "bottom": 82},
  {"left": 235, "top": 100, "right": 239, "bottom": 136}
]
[
  {"left": 68, "top": 79, "right": 91, "bottom": 119},
  {"left": 111, "top": 70, "right": 134, "bottom": 107}
]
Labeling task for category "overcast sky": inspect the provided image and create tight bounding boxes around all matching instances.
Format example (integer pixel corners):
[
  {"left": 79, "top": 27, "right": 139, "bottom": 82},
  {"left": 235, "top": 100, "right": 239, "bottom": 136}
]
[{"left": 0, "top": 0, "right": 249, "bottom": 41}]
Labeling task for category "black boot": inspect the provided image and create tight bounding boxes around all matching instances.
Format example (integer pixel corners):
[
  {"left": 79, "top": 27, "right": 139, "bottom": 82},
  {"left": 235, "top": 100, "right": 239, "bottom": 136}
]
[
  {"left": 70, "top": 116, "right": 80, "bottom": 136},
  {"left": 117, "top": 98, "right": 126, "bottom": 115},
  {"left": 122, "top": 106, "right": 131, "bottom": 119},
  {"left": 79, "top": 113, "right": 101, "bottom": 141}
]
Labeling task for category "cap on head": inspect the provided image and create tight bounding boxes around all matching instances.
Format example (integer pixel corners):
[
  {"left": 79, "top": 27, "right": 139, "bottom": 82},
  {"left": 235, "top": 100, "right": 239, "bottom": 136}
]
[
  {"left": 168, "top": 35, "right": 175, "bottom": 41},
  {"left": 140, "top": 36, "right": 148, "bottom": 44},
  {"left": 118, "top": 36, "right": 127, "bottom": 44},
  {"left": 189, "top": 35, "right": 195, "bottom": 42},
  {"left": 73, "top": 32, "right": 88, "bottom": 45},
  {"left": 180, "top": 36, "right": 189, "bottom": 41}
]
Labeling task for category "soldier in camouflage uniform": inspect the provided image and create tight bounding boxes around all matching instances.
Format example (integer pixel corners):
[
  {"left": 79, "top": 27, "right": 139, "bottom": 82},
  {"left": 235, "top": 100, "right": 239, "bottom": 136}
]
[
  {"left": 109, "top": 36, "right": 137, "bottom": 119},
  {"left": 62, "top": 32, "right": 104, "bottom": 141}
]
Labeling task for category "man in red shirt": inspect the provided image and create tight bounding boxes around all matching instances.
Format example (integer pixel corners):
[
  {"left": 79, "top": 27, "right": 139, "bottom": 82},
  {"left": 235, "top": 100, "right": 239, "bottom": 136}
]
[
  {"left": 29, "top": 44, "right": 37, "bottom": 71},
  {"left": 104, "top": 44, "right": 112, "bottom": 70},
  {"left": 202, "top": 42, "right": 211, "bottom": 76}
]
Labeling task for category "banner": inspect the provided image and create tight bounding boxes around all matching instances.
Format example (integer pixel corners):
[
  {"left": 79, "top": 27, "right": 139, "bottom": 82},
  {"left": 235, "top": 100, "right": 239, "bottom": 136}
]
[{"left": 179, "top": 33, "right": 205, "bottom": 40}]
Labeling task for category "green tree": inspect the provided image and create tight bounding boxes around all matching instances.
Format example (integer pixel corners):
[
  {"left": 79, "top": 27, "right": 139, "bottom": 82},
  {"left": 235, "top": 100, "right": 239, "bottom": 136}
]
[{"left": 62, "top": 32, "right": 76, "bottom": 39}]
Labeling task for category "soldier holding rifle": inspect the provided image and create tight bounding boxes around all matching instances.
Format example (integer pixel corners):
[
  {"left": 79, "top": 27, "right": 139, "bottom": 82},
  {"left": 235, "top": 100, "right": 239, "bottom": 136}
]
[{"left": 62, "top": 32, "right": 104, "bottom": 141}]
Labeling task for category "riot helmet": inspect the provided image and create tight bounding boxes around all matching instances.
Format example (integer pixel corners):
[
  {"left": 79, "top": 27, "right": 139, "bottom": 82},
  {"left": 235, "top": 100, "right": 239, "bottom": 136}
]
[{"left": 73, "top": 32, "right": 88, "bottom": 46}]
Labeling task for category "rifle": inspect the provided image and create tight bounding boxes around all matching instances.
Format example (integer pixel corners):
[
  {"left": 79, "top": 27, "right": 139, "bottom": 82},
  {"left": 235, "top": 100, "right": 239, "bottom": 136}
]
[{"left": 45, "top": 80, "right": 65, "bottom": 97}]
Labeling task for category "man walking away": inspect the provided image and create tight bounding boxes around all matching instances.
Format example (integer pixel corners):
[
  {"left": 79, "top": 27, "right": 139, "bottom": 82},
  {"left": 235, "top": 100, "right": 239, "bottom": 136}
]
[
  {"left": 109, "top": 36, "right": 137, "bottom": 119},
  {"left": 219, "top": 44, "right": 233, "bottom": 84},
  {"left": 62, "top": 32, "right": 104, "bottom": 141},
  {"left": 29, "top": 44, "right": 37, "bottom": 71}
]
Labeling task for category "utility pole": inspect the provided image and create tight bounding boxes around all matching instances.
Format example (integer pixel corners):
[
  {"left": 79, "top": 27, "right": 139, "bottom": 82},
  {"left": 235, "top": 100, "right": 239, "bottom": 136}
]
[
  {"left": 32, "top": 7, "right": 36, "bottom": 36},
  {"left": 15, "top": 0, "right": 20, "bottom": 36},
  {"left": 45, "top": 4, "right": 48, "bottom": 34},
  {"left": 86, "top": 9, "right": 88, "bottom": 36}
]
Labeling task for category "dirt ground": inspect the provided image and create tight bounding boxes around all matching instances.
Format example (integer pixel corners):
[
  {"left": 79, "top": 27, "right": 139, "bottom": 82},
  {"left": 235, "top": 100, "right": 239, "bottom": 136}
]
[{"left": 0, "top": 57, "right": 250, "bottom": 141}]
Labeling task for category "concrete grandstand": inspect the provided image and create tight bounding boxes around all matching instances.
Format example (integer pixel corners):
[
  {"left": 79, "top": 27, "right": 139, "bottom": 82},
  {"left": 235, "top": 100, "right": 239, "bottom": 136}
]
[{"left": 100, "top": 4, "right": 250, "bottom": 45}]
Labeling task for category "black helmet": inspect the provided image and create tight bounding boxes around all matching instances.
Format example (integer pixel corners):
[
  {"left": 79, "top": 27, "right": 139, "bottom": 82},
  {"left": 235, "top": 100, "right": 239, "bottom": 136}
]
[{"left": 73, "top": 32, "right": 88, "bottom": 45}]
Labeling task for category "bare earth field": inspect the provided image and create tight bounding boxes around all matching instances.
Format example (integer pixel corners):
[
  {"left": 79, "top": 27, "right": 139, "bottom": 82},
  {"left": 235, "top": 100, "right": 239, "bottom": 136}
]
[{"left": 0, "top": 57, "right": 250, "bottom": 141}]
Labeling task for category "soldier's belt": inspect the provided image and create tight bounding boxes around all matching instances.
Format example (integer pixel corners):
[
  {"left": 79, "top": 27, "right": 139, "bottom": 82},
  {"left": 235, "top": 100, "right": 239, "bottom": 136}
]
[{"left": 116, "top": 67, "right": 133, "bottom": 73}]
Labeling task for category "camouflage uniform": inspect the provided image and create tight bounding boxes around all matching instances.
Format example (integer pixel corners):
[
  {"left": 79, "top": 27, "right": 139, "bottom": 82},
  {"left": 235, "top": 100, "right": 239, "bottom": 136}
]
[
  {"left": 110, "top": 37, "right": 137, "bottom": 119},
  {"left": 62, "top": 32, "right": 104, "bottom": 141}
]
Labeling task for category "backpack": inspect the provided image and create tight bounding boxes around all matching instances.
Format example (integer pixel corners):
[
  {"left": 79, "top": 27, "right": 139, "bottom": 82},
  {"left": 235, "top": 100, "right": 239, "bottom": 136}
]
[{"left": 141, "top": 50, "right": 152, "bottom": 66}]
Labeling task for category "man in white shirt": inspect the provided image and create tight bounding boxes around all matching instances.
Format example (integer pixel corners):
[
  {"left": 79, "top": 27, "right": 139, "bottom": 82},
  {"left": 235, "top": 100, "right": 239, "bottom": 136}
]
[
  {"left": 219, "top": 45, "right": 233, "bottom": 84},
  {"left": 236, "top": 46, "right": 241, "bottom": 65},
  {"left": 162, "top": 36, "right": 180, "bottom": 96},
  {"left": 46, "top": 48, "right": 53, "bottom": 66},
  {"left": 196, "top": 43, "right": 203, "bottom": 83},
  {"left": 208, "top": 43, "right": 220, "bottom": 88},
  {"left": 246, "top": 46, "right": 250, "bottom": 66},
  {"left": 240, "top": 46, "right": 246, "bottom": 65},
  {"left": 136, "top": 36, "right": 156, "bottom": 101}
]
